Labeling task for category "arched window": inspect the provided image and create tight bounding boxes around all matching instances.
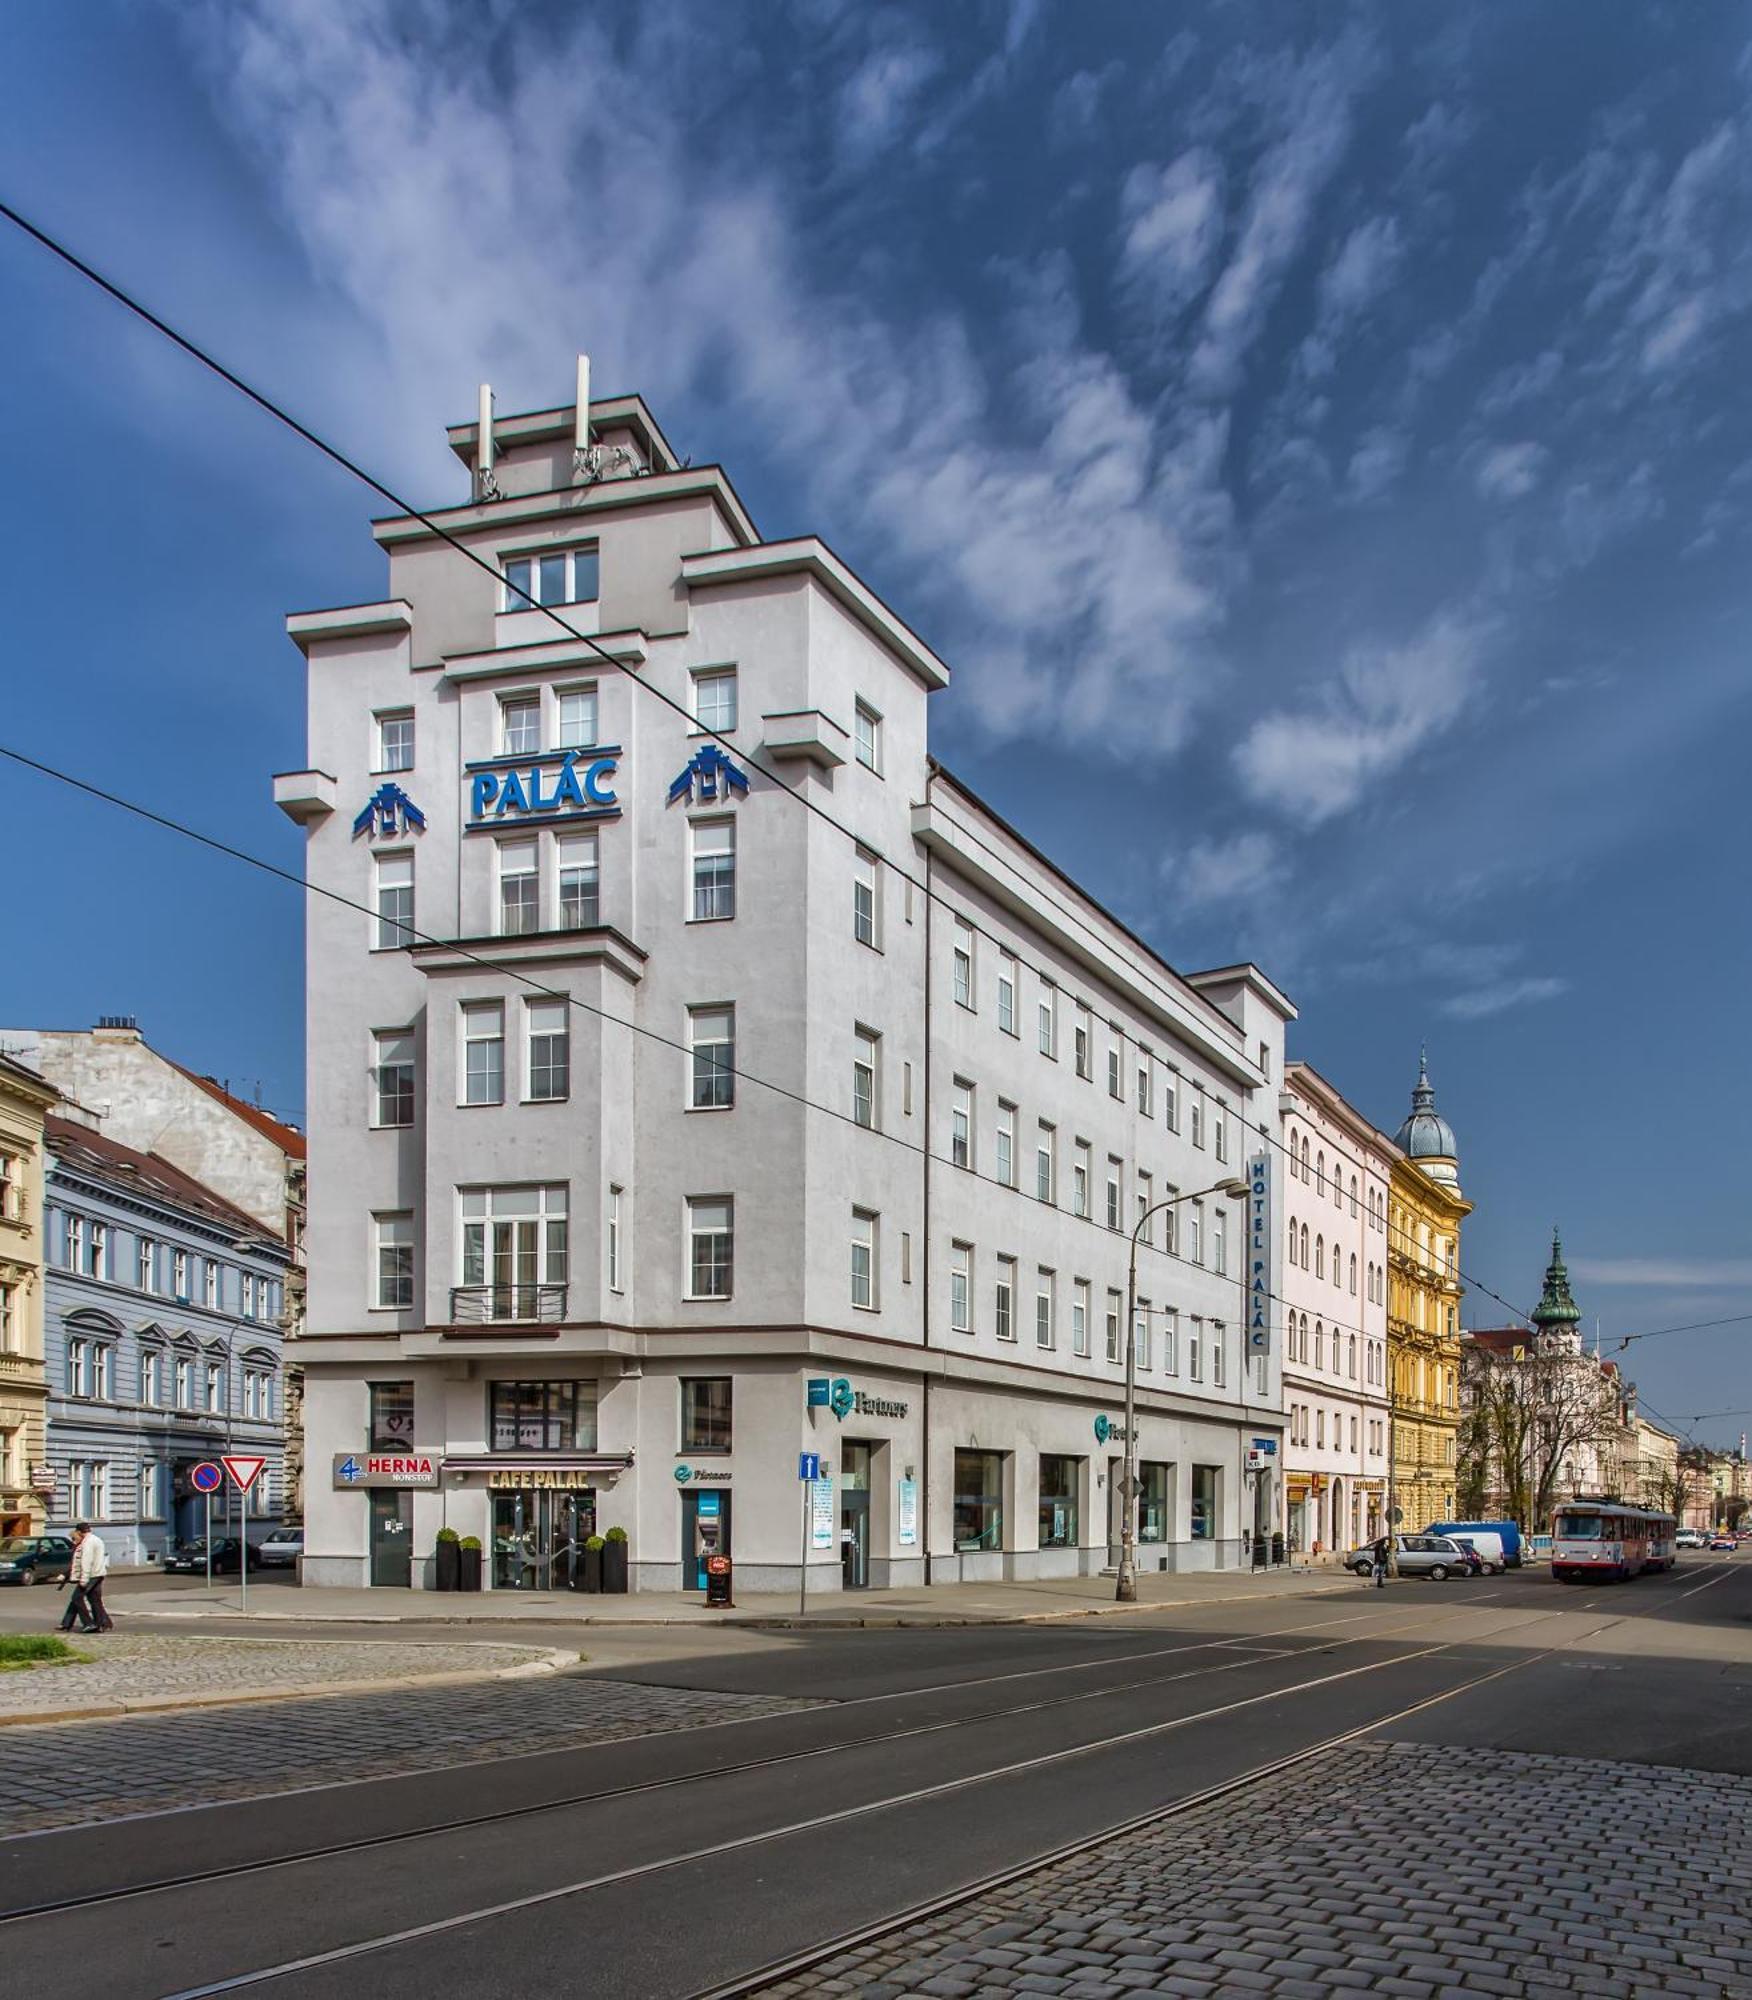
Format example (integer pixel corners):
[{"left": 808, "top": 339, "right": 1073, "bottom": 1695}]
[
  {"left": 1333, "top": 1251, "right": 1342, "bottom": 1289},
  {"left": 1301, "top": 1137, "right": 1310, "bottom": 1176},
  {"left": 1348, "top": 1333, "right": 1357, "bottom": 1378},
  {"left": 1300, "top": 1222, "right": 1310, "bottom": 1266},
  {"left": 1315, "top": 1150, "right": 1325, "bottom": 1192},
  {"left": 1289, "top": 1216, "right": 1299, "bottom": 1266},
  {"left": 1299, "top": 1312, "right": 1309, "bottom": 1362},
  {"left": 1314, "top": 1235, "right": 1324, "bottom": 1279},
  {"left": 1314, "top": 1319, "right": 1324, "bottom": 1370},
  {"left": 1349, "top": 1174, "right": 1358, "bottom": 1217},
  {"left": 1348, "top": 1252, "right": 1357, "bottom": 1295}
]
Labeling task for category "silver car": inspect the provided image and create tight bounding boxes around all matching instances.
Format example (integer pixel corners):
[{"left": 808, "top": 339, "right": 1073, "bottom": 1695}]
[
  {"left": 257, "top": 1527, "right": 303, "bottom": 1569},
  {"left": 1347, "top": 1533, "right": 1470, "bottom": 1581}
]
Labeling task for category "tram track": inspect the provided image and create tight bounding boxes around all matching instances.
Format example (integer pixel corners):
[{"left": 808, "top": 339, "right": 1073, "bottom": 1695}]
[{"left": 5, "top": 1567, "right": 1726, "bottom": 1998}]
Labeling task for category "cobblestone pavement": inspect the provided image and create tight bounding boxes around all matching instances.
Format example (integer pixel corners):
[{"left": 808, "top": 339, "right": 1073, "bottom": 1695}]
[
  {"left": 760, "top": 1740, "right": 1752, "bottom": 1998},
  {"left": 0, "top": 1631, "right": 556, "bottom": 1719},
  {"left": 3, "top": 1669, "right": 823, "bottom": 1832}
]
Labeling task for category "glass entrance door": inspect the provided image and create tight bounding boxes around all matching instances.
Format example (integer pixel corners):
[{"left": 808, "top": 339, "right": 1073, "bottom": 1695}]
[
  {"left": 369, "top": 1490, "right": 412, "bottom": 1588},
  {"left": 492, "top": 1489, "right": 597, "bottom": 1589},
  {"left": 840, "top": 1442, "right": 871, "bottom": 1589}
]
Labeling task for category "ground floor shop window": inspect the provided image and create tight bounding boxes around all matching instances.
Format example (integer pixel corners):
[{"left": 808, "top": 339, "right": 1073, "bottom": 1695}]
[
  {"left": 1139, "top": 1460, "right": 1170, "bottom": 1543},
  {"left": 954, "top": 1448, "right": 1004, "bottom": 1552},
  {"left": 1191, "top": 1463, "right": 1219, "bottom": 1539},
  {"left": 1038, "top": 1454, "right": 1080, "bottom": 1548},
  {"left": 369, "top": 1380, "right": 415, "bottom": 1450}
]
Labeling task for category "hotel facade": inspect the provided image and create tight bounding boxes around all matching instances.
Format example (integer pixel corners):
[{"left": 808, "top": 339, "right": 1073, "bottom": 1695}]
[{"left": 279, "top": 370, "right": 1292, "bottom": 1594}]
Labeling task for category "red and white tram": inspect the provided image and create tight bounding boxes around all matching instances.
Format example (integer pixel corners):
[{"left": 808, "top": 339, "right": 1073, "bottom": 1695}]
[{"left": 1550, "top": 1502, "right": 1677, "bottom": 1583}]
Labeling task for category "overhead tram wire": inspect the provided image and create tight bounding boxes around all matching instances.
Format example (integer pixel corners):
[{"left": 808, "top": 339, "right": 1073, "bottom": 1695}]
[{"left": 0, "top": 196, "right": 1540, "bottom": 1340}]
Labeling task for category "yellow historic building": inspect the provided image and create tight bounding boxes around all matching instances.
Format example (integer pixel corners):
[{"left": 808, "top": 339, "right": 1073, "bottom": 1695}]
[
  {"left": 1387, "top": 1055, "right": 1471, "bottom": 1532},
  {"left": 0, "top": 1051, "right": 58, "bottom": 1534}
]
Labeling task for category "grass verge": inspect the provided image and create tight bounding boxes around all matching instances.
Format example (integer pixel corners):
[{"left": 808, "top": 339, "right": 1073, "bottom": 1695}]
[{"left": 0, "top": 1633, "right": 93, "bottom": 1671}]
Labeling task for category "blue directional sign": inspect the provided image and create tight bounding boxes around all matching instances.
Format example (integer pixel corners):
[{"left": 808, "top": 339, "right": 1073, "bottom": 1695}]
[
  {"left": 799, "top": 1452, "right": 823, "bottom": 1482},
  {"left": 190, "top": 1461, "right": 224, "bottom": 1494}
]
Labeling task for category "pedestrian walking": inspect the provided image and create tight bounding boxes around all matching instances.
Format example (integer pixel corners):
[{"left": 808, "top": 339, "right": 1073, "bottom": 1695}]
[
  {"left": 57, "top": 1521, "right": 112, "bottom": 1633},
  {"left": 1370, "top": 1533, "right": 1391, "bottom": 1590}
]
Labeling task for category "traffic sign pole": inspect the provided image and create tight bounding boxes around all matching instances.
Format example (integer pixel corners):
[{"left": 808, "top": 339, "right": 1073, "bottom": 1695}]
[{"left": 205, "top": 1493, "right": 212, "bottom": 1591}]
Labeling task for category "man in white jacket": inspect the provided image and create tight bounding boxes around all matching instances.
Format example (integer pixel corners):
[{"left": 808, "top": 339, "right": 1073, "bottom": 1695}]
[{"left": 59, "top": 1522, "right": 112, "bottom": 1634}]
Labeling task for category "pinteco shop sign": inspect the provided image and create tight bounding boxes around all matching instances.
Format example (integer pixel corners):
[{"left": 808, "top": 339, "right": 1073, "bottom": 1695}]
[{"left": 333, "top": 1452, "right": 441, "bottom": 1490}]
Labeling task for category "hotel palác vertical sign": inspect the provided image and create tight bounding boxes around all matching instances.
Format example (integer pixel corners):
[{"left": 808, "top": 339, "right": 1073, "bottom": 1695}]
[{"left": 1247, "top": 1149, "right": 1274, "bottom": 1357}]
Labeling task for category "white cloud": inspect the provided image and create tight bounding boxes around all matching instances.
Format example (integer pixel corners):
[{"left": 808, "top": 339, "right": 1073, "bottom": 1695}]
[
  {"left": 1571, "top": 1258, "right": 1752, "bottom": 1289},
  {"left": 1233, "top": 613, "right": 1482, "bottom": 825},
  {"left": 1118, "top": 151, "right": 1225, "bottom": 320},
  {"left": 1474, "top": 441, "right": 1547, "bottom": 499},
  {"left": 1347, "top": 424, "right": 1408, "bottom": 500},
  {"left": 1438, "top": 975, "right": 1566, "bottom": 1019},
  {"left": 838, "top": 42, "right": 941, "bottom": 164},
  {"left": 1171, "top": 832, "right": 1285, "bottom": 908},
  {"left": 1477, "top": 348, "right": 1563, "bottom": 417}
]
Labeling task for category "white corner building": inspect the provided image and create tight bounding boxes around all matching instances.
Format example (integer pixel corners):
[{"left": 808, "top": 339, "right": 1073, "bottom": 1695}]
[{"left": 277, "top": 367, "right": 1293, "bottom": 1594}]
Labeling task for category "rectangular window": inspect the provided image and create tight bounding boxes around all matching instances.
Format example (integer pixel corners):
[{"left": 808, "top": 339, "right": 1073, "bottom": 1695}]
[
  {"left": 950, "top": 1242, "right": 972, "bottom": 1332},
  {"left": 67, "top": 1337, "right": 88, "bottom": 1396},
  {"left": 1212, "top": 1324, "right": 1226, "bottom": 1388},
  {"left": 1137, "top": 1059, "right": 1152, "bottom": 1117},
  {"left": 1163, "top": 1071, "right": 1179, "bottom": 1132},
  {"left": 1191, "top": 1093, "right": 1205, "bottom": 1149},
  {"left": 461, "top": 1001, "right": 505, "bottom": 1106},
  {"left": 951, "top": 1080, "right": 973, "bottom": 1171},
  {"left": 995, "top": 1256, "right": 1016, "bottom": 1342},
  {"left": 1137, "top": 1171, "right": 1154, "bottom": 1245},
  {"left": 1161, "top": 1307, "right": 1178, "bottom": 1374},
  {"left": 65, "top": 1215, "right": 83, "bottom": 1272},
  {"left": 459, "top": 1184, "right": 569, "bottom": 1318},
  {"left": 1190, "top": 1465, "right": 1218, "bottom": 1541},
  {"left": 1107, "top": 1037, "right": 1123, "bottom": 1099},
  {"left": 500, "top": 694, "right": 542, "bottom": 756},
  {"left": 504, "top": 544, "right": 597, "bottom": 609},
  {"left": 1035, "top": 1122, "right": 1055, "bottom": 1204},
  {"left": 681, "top": 1377, "right": 732, "bottom": 1452},
  {"left": 686, "top": 1196, "right": 733, "bottom": 1299},
  {"left": 1214, "top": 1100, "right": 1228, "bottom": 1163},
  {"left": 952, "top": 922, "right": 974, "bottom": 1008},
  {"left": 851, "top": 1209, "right": 878, "bottom": 1310},
  {"left": 688, "top": 1005, "right": 735, "bottom": 1110},
  {"left": 853, "top": 849, "right": 880, "bottom": 949},
  {"left": 692, "top": 667, "right": 738, "bottom": 734},
  {"left": 1039, "top": 1454, "right": 1079, "bottom": 1548},
  {"left": 558, "top": 833, "right": 601, "bottom": 929},
  {"left": 1188, "top": 1317, "right": 1203, "bottom": 1382},
  {"left": 375, "top": 709, "right": 414, "bottom": 773},
  {"left": 853, "top": 1027, "right": 879, "bottom": 1129},
  {"left": 1075, "top": 1006, "right": 1092, "bottom": 1080},
  {"left": 997, "top": 954, "right": 1017, "bottom": 1035},
  {"left": 1037, "top": 986, "right": 1056, "bottom": 1058},
  {"left": 995, "top": 1102, "right": 1016, "bottom": 1188},
  {"left": 373, "top": 1030, "right": 416, "bottom": 1127},
  {"left": 854, "top": 700, "right": 881, "bottom": 772},
  {"left": 690, "top": 819, "right": 736, "bottom": 921},
  {"left": 1187, "top": 1203, "right": 1203, "bottom": 1266},
  {"left": 137, "top": 1236, "right": 155, "bottom": 1292},
  {"left": 557, "top": 684, "right": 599, "bottom": 750},
  {"left": 954, "top": 1447, "right": 1004, "bottom": 1553},
  {"left": 490, "top": 1380, "right": 599, "bottom": 1453},
  {"left": 1135, "top": 1300, "right": 1151, "bottom": 1371},
  {"left": 607, "top": 1185, "right": 624, "bottom": 1293},
  {"left": 0, "top": 1153, "right": 13, "bottom": 1221},
  {"left": 1212, "top": 1209, "right": 1226, "bottom": 1277},
  {"left": 172, "top": 1248, "right": 188, "bottom": 1298},
  {"left": 1035, "top": 1268, "right": 1055, "bottom": 1348},
  {"left": 498, "top": 839, "right": 539, "bottom": 935},
  {"left": 1105, "top": 1290, "right": 1122, "bottom": 1363},
  {"left": 1071, "top": 1142, "right": 1090, "bottom": 1218},
  {"left": 139, "top": 1458, "right": 163, "bottom": 1522},
  {"left": 69, "top": 1460, "right": 110, "bottom": 1522},
  {"left": 526, "top": 999, "right": 570, "bottom": 1102},
  {"left": 375, "top": 852, "right": 414, "bottom": 949},
  {"left": 374, "top": 1211, "right": 414, "bottom": 1309},
  {"left": 85, "top": 1222, "right": 107, "bottom": 1279},
  {"left": 140, "top": 1348, "right": 161, "bottom": 1405},
  {"left": 369, "top": 1380, "right": 415, "bottom": 1451},
  {"left": 1072, "top": 1279, "right": 1091, "bottom": 1357},
  {"left": 1105, "top": 1158, "right": 1122, "bottom": 1231}
]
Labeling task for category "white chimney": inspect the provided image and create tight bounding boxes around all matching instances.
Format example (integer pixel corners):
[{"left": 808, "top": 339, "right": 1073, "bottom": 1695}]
[
  {"left": 477, "top": 382, "right": 495, "bottom": 483},
  {"left": 575, "top": 354, "right": 591, "bottom": 450}
]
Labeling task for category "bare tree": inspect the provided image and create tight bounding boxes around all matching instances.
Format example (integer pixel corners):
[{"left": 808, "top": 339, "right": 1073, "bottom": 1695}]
[{"left": 1459, "top": 1333, "right": 1625, "bottom": 1531}]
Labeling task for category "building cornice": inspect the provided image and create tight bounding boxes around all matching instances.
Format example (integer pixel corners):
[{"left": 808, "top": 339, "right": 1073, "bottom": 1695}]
[{"left": 371, "top": 463, "right": 760, "bottom": 552}]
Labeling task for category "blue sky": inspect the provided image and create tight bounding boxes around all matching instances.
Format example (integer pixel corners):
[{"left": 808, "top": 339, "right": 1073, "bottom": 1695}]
[{"left": 2, "top": 2, "right": 1749, "bottom": 1445}]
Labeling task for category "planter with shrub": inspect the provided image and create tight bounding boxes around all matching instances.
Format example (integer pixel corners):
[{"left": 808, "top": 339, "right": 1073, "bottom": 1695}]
[
  {"left": 602, "top": 1524, "right": 629, "bottom": 1594},
  {"left": 434, "top": 1526, "right": 461, "bottom": 1592},
  {"left": 458, "top": 1535, "right": 483, "bottom": 1592},
  {"left": 583, "top": 1534, "right": 605, "bottom": 1593}
]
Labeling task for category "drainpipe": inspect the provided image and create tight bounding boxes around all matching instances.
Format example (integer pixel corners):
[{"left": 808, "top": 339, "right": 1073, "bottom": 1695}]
[{"left": 920, "top": 831, "right": 934, "bottom": 1586}]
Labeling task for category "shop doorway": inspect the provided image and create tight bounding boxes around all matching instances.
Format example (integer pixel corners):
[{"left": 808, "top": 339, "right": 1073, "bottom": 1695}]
[
  {"left": 681, "top": 1487, "right": 731, "bottom": 1590},
  {"left": 840, "top": 1442, "right": 872, "bottom": 1589},
  {"left": 369, "top": 1490, "right": 411, "bottom": 1588},
  {"left": 490, "top": 1488, "right": 598, "bottom": 1590}
]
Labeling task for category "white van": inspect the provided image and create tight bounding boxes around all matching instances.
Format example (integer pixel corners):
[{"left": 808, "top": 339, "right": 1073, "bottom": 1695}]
[{"left": 1445, "top": 1530, "right": 1507, "bottom": 1573}]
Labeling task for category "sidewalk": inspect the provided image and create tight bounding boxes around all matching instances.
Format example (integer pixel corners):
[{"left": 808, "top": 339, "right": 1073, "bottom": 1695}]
[{"left": 111, "top": 1563, "right": 1350, "bottom": 1630}]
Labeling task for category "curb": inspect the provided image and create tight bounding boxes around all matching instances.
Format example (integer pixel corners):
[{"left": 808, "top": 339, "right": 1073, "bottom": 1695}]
[
  {"left": 100, "top": 1574, "right": 1353, "bottom": 1633},
  {"left": 0, "top": 1645, "right": 580, "bottom": 1728}
]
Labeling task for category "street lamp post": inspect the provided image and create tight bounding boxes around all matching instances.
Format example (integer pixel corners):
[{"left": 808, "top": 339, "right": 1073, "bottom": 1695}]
[{"left": 1116, "top": 1176, "right": 1251, "bottom": 1603}]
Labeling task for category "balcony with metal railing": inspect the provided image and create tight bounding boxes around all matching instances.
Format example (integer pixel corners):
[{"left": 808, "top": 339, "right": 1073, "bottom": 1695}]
[{"left": 448, "top": 1284, "right": 568, "bottom": 1326}]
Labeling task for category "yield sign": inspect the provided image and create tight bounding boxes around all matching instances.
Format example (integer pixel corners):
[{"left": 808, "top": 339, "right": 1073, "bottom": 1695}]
[{"left": 222, "top": 1454, "right": 267, "bottom": 1494}]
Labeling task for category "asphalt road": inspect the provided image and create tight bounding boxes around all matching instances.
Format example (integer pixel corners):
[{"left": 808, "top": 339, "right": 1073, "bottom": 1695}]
[{"left": 3, "top": 1557, "right": 1747, "bottom": 1999}]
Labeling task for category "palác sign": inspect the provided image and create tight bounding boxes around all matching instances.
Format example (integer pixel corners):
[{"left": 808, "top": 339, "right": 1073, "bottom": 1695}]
[
  {"left": 1247, "top": 1149, "right": 1273, "bottom": 1355},
  {"left": 333, "top": 1452, "right": 441, "bottom": 1490},
  {"left": 467, "top": 750, "right": 620, "bottom": 827}
]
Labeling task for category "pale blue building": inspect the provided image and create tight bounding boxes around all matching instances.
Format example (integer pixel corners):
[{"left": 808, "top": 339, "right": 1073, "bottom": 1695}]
[{"left": 43, "top": 1114, "right": 290, "bottom": 1564}]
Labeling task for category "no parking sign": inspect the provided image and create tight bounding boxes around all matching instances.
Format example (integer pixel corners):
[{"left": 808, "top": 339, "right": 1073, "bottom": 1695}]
[{"left": 190, "top": 1462, "right": 223, "bottom": 1495}]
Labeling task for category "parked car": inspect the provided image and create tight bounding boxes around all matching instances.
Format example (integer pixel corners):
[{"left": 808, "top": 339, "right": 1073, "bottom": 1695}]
[
  {"left": 1708, "top": 1535, "right": 1737, "bottom": 1552},
  {"left": 0, "top": 1534, "right": 75, "bottom": 1585},
  {"left": 1448, "top": 1539, "right": 1488, "bottom": 1577},
  {"left": 1676, "top": 1529, "right": 1709, "bottom": 1549},
  {"left": 1446, "top": 1530, "right": 1507, "bottom": 1574},
  {"left": 162, "top": 1536, "right": 266, "bottom": 1575},
  {"left": 258, "top": 1527, "right": 303, "bottom": 1569},
  {"left": 1346, "top": 1533, "right": 1471, "bottom": 1581},
  {"left": 1429, "top": 1519, "right": 1526, "bottom": 1568}
]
